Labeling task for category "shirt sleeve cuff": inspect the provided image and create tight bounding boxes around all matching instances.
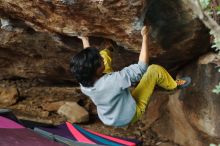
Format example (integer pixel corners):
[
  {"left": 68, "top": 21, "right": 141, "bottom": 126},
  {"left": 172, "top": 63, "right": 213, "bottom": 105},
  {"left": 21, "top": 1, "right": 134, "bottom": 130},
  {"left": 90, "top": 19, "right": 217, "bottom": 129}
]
[{"left": 138, "top": 61, "right": 148, "bottom": 71}]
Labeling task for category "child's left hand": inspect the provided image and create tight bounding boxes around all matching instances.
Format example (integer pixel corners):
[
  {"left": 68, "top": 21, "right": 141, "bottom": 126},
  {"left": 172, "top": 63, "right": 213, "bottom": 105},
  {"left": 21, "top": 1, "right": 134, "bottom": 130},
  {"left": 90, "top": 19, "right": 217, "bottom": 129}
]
[{"left": 141, "top": 26, "right": 149, "bottom": 37}]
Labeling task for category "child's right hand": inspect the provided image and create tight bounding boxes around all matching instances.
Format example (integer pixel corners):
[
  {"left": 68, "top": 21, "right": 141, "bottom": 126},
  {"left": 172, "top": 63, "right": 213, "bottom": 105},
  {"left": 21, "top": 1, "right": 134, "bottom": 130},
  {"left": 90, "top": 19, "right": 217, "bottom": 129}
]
[
  {"left": 77, "top": 36, "right": 89, "bottom": 40},
  {"left": 77, "top": 36, "right": 90, "bottom": 48},
  {"left": 141, "top": 26, "right": 149, "bottom": 37}
]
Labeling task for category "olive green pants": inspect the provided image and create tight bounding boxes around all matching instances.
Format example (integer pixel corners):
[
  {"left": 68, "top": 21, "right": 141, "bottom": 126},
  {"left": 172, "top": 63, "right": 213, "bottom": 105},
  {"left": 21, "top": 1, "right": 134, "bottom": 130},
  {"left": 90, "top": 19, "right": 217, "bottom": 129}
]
[{"left": 130, "top": 64, "right": 177, "bottom": 123}]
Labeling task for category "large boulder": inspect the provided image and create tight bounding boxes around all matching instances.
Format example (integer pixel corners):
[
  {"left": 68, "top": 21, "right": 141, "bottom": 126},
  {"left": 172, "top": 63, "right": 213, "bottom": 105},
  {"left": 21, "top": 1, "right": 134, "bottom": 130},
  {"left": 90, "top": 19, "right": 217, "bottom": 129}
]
[
  {"left": 180, "top": 53, "right": 220, "bottom": 142},
  {"left": 149, "top": 91, "right": 204, "bottom": 146},
  {"left": 58, "top": 101, "right": 89, "bottom": 123},
  {"left": 0, "top": 0, "right": 210, "bottom": 70},
  {"left": 0, "top": 29, "right": 138, "bottom": 81},
  {"left": 0, "top": 1, "right": 216, "bottom": 145},
  {"left": 139, "top": 53, "right": 220, "bottom": 146}
]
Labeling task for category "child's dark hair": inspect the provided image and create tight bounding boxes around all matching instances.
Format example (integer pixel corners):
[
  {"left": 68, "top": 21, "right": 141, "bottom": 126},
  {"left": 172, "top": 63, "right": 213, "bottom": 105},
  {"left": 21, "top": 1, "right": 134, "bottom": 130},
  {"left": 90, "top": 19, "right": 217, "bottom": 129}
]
[{"left": 70, "top": 47, "right": 102, "bottom": 87}]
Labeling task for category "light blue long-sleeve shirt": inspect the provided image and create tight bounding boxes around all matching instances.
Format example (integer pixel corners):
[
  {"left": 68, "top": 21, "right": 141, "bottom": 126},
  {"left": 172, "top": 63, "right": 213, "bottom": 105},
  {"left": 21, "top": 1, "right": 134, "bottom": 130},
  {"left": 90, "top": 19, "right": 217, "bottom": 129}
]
[{"left": 80, "top": 62, "right": 148, "bottom": 127}]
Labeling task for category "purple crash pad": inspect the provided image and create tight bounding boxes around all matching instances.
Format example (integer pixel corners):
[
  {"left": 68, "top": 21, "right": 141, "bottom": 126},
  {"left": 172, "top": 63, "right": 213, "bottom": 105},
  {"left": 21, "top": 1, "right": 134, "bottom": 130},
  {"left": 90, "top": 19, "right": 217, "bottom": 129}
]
[
  {"left": 0, "top": 116, "right": 64, "bottom": 146},
  {"left": 0, "top": 129, "right": 64, "bottom": 146},
  {"left": 0, "top": 116, "right": 24, "bottom": 129}
]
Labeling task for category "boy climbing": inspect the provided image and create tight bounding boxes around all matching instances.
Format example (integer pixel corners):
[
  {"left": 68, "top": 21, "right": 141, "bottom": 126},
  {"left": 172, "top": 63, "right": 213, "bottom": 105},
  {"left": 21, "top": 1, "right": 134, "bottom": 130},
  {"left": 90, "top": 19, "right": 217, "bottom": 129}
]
[{"left": 70, "top": 26, "right": 191, "bottom": 127}]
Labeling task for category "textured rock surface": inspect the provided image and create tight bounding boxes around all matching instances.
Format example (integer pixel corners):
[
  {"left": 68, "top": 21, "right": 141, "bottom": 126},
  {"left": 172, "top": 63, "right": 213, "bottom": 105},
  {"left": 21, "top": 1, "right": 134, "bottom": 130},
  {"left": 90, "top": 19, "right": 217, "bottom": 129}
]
[
  {"left": 150, "top": 91, "right": 204, "bottom": 146},
  {"left": 0, "top": 29, "right": 138, "bottom": 81},
  {"left": 0, "top": 0, "right": 217, "bottom": 146},
  {"left": 0, "top": 0, "right": 147, "bottom": 49},
  {"left": 0, "top": 0, "right": 210, "bottom": 70},
  {"left": 180, "top": 53, "right": 220, "bottom": 142},
  {"left": 0, "top": 79, "right": 88, "bottom": 124},
  {"left": 0, "top": 85, "right": 18, "bottom": 106},
  {"left": 58, "top": 102, "right": 89, "bottom": 123},
  {"left": 0, "top": 53, "right": 219, "bottom": 145},
  {"left": 140, "top": 53, "right": 220, "bottom": 146},
  {"left": 0, "top": 29, "right": 77, "bottom": 81},
  {"left": 42, "top": 101, "right": 65, "bottom": 112}
]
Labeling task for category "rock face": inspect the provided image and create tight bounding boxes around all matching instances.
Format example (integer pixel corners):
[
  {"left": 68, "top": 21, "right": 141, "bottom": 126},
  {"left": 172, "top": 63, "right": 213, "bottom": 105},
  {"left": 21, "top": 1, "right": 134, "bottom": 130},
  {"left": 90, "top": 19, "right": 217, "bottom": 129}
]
[
  {"left": 180, "top": 53, "right": 220, "bottom": 143},
  {"left": 149, "top": 91, "right": 204, "bottom": 146},
  {"left": 0, "top": 30, "right": 76, "bottom": 81},
  {"left": 0, "top": 29, "right": 138, "bottom": 81},
  {"left": 0, "top": 86, "right": 18, "bottom": 106},
  {"left": 140, "top": 53, "right": 220, "bottom": 146},
  {"left": 0, "top": 0, "right": 147, "bottom": 49},
  {"left": 0, "top": 0, "right": 210, "bottom": 71},
  {"left": 0, "top": 0, "right": 217, "bottom": 145}
]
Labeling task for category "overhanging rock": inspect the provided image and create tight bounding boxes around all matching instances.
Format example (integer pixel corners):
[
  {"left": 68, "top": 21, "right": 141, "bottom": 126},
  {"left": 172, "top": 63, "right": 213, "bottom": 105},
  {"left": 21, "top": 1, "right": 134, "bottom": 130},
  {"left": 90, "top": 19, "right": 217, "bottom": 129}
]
[{"left": 0, "top": 0, "right": 210, "bottom": 69}]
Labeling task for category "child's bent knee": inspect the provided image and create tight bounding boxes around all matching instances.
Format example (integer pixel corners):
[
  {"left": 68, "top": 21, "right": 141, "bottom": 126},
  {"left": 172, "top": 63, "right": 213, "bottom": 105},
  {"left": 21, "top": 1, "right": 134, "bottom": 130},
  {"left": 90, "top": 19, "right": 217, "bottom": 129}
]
[{"left": 148, "top": 64, "right": 163, "bottom": 72}]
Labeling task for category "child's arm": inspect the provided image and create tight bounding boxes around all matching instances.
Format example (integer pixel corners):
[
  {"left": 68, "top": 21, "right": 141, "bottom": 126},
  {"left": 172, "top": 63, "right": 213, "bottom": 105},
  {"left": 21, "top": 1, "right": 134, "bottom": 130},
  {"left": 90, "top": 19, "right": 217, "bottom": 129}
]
[
  {"left": 114, "top": 26, "right": 149, "bottom": 88},
  {"left": 139, "top": 26, "right": 149, "bottom": 65},
  {"left": 78, "top": 36, "right": 90, "bottom": 48},
  {"left": 78, "top": 36, "right": 113, "bottom": 73}
]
